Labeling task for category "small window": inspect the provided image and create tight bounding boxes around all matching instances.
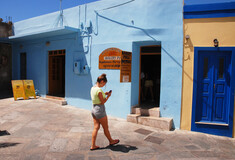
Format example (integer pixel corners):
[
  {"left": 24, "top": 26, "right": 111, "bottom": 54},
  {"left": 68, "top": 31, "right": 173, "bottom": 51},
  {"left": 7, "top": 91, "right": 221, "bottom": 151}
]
[
  {"left": 203, "top": 58, "right": 208, "bottom": 78},
  {"left": 49, "top": 49, "right": 66, "bottom": 56}
]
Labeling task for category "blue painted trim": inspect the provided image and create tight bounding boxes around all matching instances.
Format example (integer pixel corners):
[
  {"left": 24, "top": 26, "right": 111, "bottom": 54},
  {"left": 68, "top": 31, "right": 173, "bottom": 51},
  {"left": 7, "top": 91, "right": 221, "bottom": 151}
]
[
  {"left": 192, "top": 47, "right": 199, "bottom": 134},
  {"left": 184, "top": 10, "right": 235, "bottom": 19},
  {"left": 184, "top": 2, "right": 235, "bottom": 12},
  {"left": 192, "top": 47, "right": 235, "bottom": 137},
  {"left": 184, "top": 2, "right": 235, "bottom": 19}
]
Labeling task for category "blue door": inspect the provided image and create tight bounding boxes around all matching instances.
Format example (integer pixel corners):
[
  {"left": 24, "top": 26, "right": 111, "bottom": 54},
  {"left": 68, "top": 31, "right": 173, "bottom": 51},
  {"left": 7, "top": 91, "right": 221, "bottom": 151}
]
[{"left": 192, "top": 48, "right": 234, "bottom": 137}]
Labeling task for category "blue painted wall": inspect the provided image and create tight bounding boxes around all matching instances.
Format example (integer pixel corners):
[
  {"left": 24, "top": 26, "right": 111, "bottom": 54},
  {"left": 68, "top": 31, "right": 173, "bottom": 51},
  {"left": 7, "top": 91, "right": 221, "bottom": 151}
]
[
  {"left": 11, "top": 0, "right": 183, "bottom": 128},
  {"left": 184, "top": 0, "right": 235, "bottom": 19}
]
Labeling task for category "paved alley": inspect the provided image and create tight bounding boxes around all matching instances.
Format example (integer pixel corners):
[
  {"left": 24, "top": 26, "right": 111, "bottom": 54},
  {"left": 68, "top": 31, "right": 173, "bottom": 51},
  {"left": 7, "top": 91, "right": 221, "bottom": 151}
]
[{"left": 0, "top": 98, "right": 235, "bottom": 160}]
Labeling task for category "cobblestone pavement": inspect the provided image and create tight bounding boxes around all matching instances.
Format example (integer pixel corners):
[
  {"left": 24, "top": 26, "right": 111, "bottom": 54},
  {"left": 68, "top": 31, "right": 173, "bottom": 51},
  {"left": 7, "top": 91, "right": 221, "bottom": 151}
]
[{"left": 0, "top": 98, "right": 235, "bottom": 160}]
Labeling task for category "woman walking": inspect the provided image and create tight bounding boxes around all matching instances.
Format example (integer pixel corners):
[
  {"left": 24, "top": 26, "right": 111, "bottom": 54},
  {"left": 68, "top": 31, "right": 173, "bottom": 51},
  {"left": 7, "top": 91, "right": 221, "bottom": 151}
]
[{"left": 90, "top": 73, "right": 119, "bottom": 150}]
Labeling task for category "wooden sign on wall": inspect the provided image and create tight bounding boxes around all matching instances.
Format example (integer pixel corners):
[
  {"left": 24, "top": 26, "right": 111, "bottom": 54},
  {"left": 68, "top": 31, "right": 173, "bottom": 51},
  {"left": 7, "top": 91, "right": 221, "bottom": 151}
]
[
  {"left": 120, "top": 51, "right": 132, "bottom": 82},
  {"left": 99, "top": 48, "right": 132, "bottom": 82},
  {"left": 99, "top": 48, "right": 122, "bottom": 69}
]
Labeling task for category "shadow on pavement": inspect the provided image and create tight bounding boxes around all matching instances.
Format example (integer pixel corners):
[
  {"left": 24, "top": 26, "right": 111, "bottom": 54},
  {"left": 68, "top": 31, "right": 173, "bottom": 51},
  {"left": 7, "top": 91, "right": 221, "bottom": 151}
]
[
  {"left": 0, "top": 143, "right": 20, "bottom": 148},
  {"left": 0, "top": 130, "right": 10, "bottom": 136},
  {"left": 102, "top": 144, "right": 138, "bottom": 153}
]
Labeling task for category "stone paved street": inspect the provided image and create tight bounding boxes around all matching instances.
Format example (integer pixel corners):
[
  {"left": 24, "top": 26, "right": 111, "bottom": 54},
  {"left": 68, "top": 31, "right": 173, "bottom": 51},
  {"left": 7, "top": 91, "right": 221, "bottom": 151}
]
[{"left": 0, "top": 98, "right": 235, "bottom": 160}]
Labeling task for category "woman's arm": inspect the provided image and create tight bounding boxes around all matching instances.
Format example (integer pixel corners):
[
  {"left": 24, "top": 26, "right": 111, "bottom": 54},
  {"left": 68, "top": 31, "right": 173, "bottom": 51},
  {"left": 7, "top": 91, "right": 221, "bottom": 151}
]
[{"left": 98, "top": 92, "right": 111, "bottom": 105}]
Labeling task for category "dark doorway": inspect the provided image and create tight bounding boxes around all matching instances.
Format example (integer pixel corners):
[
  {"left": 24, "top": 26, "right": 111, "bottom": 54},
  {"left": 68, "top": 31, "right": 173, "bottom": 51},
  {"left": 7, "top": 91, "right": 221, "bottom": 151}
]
[
  {"left": 20, "top": 52, "right": 27, "bottom": 79},
  {"left": 48, "top": 50, "right": 65, "bottom": 97},
  {"left": 139, "top": 46, "right": 161, "bottom": 109},
  {"left": 0, "top": 43, "right": 12, "bottom": 99}
]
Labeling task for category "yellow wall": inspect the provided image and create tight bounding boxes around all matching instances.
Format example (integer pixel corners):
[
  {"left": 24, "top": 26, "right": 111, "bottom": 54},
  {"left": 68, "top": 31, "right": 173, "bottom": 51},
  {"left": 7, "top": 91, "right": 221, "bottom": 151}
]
[{"left": 181, "top": 17, "right": 235, "bottom": 137}]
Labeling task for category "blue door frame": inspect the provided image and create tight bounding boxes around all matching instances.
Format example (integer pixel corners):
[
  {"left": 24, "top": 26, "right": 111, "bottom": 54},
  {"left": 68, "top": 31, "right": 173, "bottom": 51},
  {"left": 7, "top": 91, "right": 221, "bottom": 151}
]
[{"left": 192, "top": 47, "right": 235, "bottom": 137}]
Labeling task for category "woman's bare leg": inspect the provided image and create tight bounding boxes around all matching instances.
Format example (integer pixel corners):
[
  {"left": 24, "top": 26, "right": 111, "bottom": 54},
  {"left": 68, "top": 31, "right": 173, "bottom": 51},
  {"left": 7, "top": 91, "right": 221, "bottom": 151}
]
[
  {"left": 91, "top": 117, "right": 100, "bottom": 149},
  {"left": 99, "top": 116, "right": 112, "bottom": 142},
  {"left": 99, "top": 116, "right": 119, "bottom": 144}
]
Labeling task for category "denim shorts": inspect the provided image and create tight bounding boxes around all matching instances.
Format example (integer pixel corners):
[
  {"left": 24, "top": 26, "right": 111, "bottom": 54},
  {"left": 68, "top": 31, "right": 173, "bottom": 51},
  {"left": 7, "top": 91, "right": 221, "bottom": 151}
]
[{"left": 91, "top": 104, "right": 107, "bottom": 119}]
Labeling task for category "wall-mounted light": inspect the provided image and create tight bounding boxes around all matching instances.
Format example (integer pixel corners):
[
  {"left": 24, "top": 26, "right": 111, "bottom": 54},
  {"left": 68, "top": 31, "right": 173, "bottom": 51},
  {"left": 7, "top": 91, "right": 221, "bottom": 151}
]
[
  {"left": 185, "top": 35, "right": 190, "bottom": 40},
  {"left": 131, "top": 20, "right": 134, "bottom": 25},
  {"left": 46, "top": 41, "right": 50, "bottom": 46},
  {"left": 19, "top": 44, "right": 23, "bottom": 49},
  {"left": 214, "top": 39, "right": 219, "bottom": 47}
]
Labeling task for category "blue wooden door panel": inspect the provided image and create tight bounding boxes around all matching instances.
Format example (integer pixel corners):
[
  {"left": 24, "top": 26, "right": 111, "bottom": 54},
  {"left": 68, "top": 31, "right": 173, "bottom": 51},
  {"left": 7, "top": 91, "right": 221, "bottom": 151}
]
[
  {"left": 213, "top": 54, "right": 231, "bottom": 123},
  {"left": 214, "top": 97, "right": 224, "bottom": 120},
  {"left": 196, "top": 52, "right": 213, "bottom": 122},
  {"left": 201, "top": 96, "right": 209, "bottom": 120}
]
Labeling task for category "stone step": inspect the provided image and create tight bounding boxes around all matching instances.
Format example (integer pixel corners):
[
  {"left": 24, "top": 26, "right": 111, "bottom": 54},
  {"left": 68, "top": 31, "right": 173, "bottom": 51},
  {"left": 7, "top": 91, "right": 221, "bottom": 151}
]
[
  {"left": 127, "top": 114, "right": 140, "bottom": 124},
  {"left": 131, "top": 106, "right": 160, "bottom": 117},
  {"left": 127, "top": 114, "right": 173, "bottom": 131},
  {"left": 40, "top": 96, "right": 67, "bottom": 106},
  {"left": 138, "top": 116, "right": 173, "bottom": 131}
]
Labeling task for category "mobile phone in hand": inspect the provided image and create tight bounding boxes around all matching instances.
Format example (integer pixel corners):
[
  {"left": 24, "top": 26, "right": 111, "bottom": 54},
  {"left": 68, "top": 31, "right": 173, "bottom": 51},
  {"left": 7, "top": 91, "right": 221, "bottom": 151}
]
[{"left": 109, "top": 90, "right": 112, "bottom": 93}]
